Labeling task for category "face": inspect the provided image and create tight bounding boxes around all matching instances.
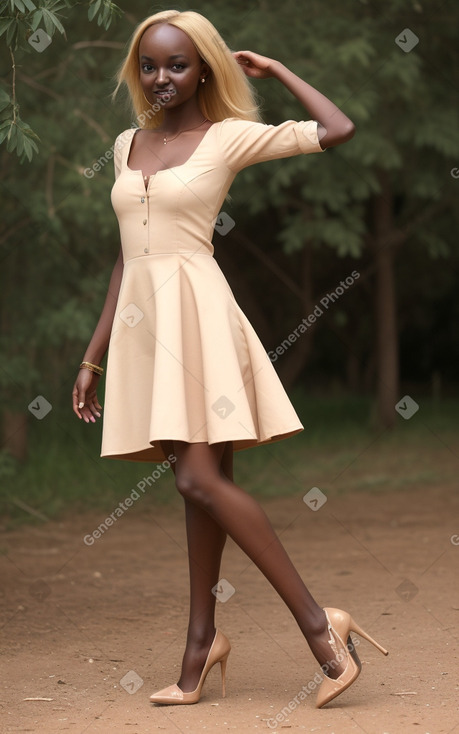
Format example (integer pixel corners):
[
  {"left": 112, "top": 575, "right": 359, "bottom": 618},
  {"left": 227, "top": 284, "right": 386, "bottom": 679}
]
[{"left": 139, "top": 23, "right": 209, "bottom": 109}]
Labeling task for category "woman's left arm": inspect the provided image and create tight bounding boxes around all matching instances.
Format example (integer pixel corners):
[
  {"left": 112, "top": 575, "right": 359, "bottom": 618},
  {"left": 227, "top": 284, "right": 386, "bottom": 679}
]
[{"left": 233, "top": 50, "right": 355, "bottom": 149}]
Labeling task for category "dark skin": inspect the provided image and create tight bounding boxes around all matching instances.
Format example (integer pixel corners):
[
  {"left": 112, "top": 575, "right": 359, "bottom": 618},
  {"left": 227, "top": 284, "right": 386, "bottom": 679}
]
[
  {"left": 127, "top": 23, "right": 213, "bottom": 185},
  {"left": 72, "top": 22, "right": 356, "bottom": 694}
]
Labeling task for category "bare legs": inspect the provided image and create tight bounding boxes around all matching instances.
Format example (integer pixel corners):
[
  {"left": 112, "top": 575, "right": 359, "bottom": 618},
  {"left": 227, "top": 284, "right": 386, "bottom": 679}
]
[
  {"left": 160, "top": 439, "right": 229, "bottom": 691},
  {"left": 159, "top": 439, "right": 345, "bottom": 692}
]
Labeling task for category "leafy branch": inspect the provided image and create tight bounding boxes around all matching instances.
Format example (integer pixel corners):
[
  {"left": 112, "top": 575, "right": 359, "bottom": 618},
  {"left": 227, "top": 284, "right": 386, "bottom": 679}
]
[{"left": 0, "top": 0, "right": 123, "bottom": 162}]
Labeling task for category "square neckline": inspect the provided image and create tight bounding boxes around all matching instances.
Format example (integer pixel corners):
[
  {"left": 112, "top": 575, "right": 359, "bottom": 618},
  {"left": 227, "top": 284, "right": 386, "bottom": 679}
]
[{"left": 125, "top": 122, "right": 217, "bottom": 178}]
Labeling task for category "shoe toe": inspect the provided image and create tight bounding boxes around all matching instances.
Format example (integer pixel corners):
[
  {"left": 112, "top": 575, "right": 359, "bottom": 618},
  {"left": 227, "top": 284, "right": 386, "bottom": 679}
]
[{"left": 150, "top": 683, "right": 184, "bottom": 703}]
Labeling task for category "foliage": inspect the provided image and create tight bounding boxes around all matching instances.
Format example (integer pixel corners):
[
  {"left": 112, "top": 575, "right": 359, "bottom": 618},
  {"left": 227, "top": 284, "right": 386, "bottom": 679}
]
[
  {"left": 0, "top": 0, "right": 458, "bottom": 470},
  {"left": 0, "top": 0, "right": 122, "bottom": 161}
]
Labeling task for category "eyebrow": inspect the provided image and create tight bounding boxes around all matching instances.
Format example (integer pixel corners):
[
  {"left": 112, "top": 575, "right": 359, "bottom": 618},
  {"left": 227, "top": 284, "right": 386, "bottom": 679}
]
[{"left": 140, "top": 54, "right": 189, "bottom": 61}]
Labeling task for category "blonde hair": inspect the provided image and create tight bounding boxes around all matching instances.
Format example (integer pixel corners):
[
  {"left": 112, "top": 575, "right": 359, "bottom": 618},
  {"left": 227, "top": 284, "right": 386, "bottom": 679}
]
[{"left": 113, "top": 9, "right": 262, "bottom": 128}]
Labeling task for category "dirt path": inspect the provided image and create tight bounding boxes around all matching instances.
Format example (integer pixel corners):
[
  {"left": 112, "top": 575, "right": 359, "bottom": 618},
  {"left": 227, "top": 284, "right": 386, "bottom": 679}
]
[{"left": 1, "top": 484, "right": 458, "bottom": 733}]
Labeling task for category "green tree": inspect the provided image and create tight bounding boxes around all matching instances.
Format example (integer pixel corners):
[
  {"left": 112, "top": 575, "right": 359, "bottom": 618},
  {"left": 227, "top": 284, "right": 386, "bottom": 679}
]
[
  {"left": 217, "top": 0, "right": 459, "bottom": 427},
  {"left": 1, "top": 0, "right": 458, "bottom": 476},
  {"left": 0, "top": 0, "right": 123, "bottom": 460},
  {"left": 0, "top": 0, "right": 121, "bottom": 161}
]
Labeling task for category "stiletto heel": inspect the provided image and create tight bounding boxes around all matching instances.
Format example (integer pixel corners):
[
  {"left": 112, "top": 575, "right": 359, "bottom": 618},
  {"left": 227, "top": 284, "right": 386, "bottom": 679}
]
[
  {"left": 150, "top": 629, "right": 231, "bottom": 705},
  {"left": 316, "top": 608, "right": 388, "bottom": 709},
  {"left": 220, "top": 651, "right": 230, "bottom": 697},
  {"left": 348, "top": 618, "right": 389, "bottom": 656}
]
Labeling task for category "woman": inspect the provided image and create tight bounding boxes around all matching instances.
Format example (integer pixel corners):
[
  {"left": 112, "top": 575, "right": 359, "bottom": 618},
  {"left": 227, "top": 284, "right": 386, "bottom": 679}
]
[{"left": 72, "top": 9, "right": 388, "bottom": 709}]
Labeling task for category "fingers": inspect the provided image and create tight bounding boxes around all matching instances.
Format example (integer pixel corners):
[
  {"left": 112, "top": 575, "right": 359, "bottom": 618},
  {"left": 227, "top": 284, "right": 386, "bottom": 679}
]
[
  {"left": 72, "top": 386, "right": 102, "bottom": 423},
  {"left": 232, "top": 50, "right": 272, "bottom": 79},
  {"left": 80, "top": 403, "right": 101, "bottom": 424},
  {"left": 233, "top": 50, "right": 251, "bottom": 65},
  {"left": 72, "top": 386, "right": 85, "bottom": 420},
  {"left": 91, "top": 399, "right": 102, "bottom": 419},
  {"left": 81, "top": 396, "right": 102, "bottom": 423}
]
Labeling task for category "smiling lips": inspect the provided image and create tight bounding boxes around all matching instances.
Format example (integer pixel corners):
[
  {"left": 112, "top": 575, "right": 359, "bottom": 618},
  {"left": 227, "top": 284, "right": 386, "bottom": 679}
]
[{"left": 154, "top": 89, "right": 176, "bottom": 98}]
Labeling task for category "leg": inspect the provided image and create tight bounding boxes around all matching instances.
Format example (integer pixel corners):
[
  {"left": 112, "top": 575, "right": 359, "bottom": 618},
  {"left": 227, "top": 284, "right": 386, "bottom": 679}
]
[
  {"left": 172, "top": 440, "right": 346, "bottom": 679},
  {"left": 159, "top": 440, "right": 232, "bottom": 691}
]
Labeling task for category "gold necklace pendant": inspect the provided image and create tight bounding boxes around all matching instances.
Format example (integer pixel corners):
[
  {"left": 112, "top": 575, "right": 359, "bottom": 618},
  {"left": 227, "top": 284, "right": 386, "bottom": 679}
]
[{"left": 161, "top": 118, "right": 209, "bottom": 146}]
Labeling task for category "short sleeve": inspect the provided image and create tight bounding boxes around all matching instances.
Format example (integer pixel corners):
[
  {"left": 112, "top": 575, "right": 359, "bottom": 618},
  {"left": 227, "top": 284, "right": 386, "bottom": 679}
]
[{"left": 217, "top": 118, "right": 325, "bottom": 172}]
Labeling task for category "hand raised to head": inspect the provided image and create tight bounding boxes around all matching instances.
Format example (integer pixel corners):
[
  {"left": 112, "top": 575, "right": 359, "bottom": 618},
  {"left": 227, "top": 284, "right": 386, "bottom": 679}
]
[{"left": 232, "top": 50, "right": 277, "bottom": 79}]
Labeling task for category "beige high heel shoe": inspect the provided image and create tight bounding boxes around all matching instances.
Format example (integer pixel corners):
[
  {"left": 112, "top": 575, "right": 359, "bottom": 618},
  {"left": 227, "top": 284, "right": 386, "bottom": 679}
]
[
  {"left": 150, "top": 629, "right": 231, "bottom": 705},
  {"left": 316, "top": 607, "right": 388, "bottom": 708}
]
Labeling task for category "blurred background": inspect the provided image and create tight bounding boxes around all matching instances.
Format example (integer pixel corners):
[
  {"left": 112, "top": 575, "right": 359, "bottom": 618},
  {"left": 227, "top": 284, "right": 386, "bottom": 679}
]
[{"left": 1, "top": 0, "right": 458, "bottom": 521}]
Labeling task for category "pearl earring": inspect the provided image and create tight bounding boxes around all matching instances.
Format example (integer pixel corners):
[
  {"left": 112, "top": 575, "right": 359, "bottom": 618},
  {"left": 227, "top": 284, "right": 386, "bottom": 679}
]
[{"left": 200, "top": 77, "right": 206, "bottom": 83}]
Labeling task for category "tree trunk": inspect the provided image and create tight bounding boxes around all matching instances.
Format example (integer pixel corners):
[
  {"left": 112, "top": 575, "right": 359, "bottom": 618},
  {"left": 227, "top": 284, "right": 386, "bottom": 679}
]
[
  {"left": 214, "top": 241, "right": 271, "bottom": 344},
  {"left": 276, "top": 238, "right": 315, "bottom": 388},
  {"left": 219, "top": 225, "right": 316, "bottom": 390},
  {"left": 372, "top": 172, "right": 399, "bottom": 428},
  {"left": 346, "top": 349, "right": 360, "bottom": 393},
  {"left": 2, "top": 410, "right": 28, "bottom": 461}
]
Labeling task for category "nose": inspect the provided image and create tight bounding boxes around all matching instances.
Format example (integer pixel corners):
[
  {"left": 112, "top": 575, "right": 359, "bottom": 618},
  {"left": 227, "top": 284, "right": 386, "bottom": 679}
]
[{"left": 156, "top": 67, "right": 170, "bottom": 86}]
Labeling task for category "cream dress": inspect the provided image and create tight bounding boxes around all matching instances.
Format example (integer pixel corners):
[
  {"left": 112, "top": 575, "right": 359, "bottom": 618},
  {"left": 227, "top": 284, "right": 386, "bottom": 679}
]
[{"left": 100, "top": 118, "right": 325, "bottom": 462}]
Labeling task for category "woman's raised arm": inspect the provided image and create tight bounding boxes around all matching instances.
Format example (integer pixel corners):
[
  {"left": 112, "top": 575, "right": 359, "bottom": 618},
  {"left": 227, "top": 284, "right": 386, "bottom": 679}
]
[{"left": 233, "top": 50, "right": 355, "bottom": 149}]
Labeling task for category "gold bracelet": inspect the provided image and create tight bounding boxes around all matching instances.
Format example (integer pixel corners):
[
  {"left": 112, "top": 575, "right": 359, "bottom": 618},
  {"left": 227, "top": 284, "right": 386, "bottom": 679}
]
[{"left": 80, "top": 361, "right": 104, "bottom": 376}]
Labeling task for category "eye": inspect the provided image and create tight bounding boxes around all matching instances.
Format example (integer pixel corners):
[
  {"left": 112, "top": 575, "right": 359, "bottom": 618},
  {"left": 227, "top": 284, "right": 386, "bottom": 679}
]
[
  {"left": 171, "top": 63, "right": 186, "bottom": 71},
  {"left": 141, "top": 63, "right": 155, "bottom": 73}
]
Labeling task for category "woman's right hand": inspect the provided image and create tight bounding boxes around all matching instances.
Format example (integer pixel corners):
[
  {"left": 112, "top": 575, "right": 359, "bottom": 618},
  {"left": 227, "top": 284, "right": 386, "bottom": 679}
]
[{"left": 72, "top": 369, "right": 103, "bottom": 423}]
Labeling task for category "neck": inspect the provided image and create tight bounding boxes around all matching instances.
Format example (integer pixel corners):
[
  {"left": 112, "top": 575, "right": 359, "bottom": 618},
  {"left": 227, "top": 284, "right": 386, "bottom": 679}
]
[{"left": 159, "top": 99, "right": 205, "bottom": 133}]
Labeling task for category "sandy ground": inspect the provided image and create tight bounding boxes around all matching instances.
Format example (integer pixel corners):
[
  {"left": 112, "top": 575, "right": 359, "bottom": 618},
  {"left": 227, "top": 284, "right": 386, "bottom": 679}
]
[{"left": 1, "top": 483, "right": 459, "bottom": 734}]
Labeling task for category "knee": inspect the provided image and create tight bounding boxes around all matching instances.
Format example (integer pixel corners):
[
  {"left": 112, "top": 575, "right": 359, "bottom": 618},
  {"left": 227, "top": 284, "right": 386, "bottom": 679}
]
[{"left": 175, "top": 471, "right": 215, "bottom": 508}]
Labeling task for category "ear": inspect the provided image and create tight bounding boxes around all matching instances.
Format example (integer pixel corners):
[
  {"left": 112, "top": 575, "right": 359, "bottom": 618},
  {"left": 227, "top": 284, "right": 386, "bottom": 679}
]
[{"left": 200, "top": 62, "right": 210, "bottom": 80}]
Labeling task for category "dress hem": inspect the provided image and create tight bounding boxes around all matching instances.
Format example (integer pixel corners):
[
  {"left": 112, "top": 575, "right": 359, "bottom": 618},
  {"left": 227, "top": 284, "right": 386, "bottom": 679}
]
[{"left": 100, "top": 426, "right": 304, "bottom": 463}]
